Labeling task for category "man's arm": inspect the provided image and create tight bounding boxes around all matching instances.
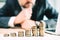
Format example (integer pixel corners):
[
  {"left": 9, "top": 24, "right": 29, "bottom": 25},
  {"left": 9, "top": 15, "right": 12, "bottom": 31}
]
[
  {"left": 0, "top": 0, "right": 15, "bottom": 28},
  {"left": 35, "top": 1, "right": 58, "bottom": 30},
  {"left": 44, "top": 1, "right": 58, "bottom": 29}
]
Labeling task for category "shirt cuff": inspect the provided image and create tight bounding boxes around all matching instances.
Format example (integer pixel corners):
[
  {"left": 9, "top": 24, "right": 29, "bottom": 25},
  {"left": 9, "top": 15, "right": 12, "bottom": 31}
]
[{"left": 8, "top": 17, "right": 16, "bottom": 27}]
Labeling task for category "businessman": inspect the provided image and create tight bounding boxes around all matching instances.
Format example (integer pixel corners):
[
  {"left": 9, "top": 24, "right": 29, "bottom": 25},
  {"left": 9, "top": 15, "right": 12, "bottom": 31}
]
[{"left": 0, "top": 0, "right": 58, "bottom": 30}]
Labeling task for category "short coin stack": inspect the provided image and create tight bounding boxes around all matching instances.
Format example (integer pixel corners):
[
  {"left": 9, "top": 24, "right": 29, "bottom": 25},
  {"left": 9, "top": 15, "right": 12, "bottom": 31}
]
[
  {"left": 25, "top": 29, "right": 31, "bottom": 37},
  {"left": 10, "top": 33, "right": 16, "bottom": 37},
  {"left": 4, "top": 34, "right": 9, "bottom": 37},
  {"left": 18, "top": 31, "right": 24, "bottom": 37}
]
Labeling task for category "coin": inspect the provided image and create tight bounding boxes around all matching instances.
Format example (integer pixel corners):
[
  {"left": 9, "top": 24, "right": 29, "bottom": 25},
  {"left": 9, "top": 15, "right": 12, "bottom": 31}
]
[{"left": 39, "top": 22, "right": 44, "bottom": 36}]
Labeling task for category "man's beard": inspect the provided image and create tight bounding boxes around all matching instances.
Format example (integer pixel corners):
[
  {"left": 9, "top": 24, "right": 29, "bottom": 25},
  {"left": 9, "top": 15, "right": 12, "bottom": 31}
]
[{"left": 23, "top": 2, "right": 34, "bottom": 8}]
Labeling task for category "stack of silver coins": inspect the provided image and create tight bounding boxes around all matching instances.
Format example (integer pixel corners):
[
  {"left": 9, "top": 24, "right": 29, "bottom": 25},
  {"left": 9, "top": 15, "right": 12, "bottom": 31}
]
[
  {"left": 32, "top": 26, "right": 38, "bottom": 37},
  {"left": 18, "top": 31, "right": 24, "bottom": 37},
  {"left": 39, "top": 22, "right": 44, "bottom": 36},
  {"left": 25, "top": 29, "right": 31, "bottom": 37},
  {"left": 10, "top": 33, "right": 16, "bottom": 37},
  {"left": 4, "top": 34, "right": 9, "bottom": 37}
]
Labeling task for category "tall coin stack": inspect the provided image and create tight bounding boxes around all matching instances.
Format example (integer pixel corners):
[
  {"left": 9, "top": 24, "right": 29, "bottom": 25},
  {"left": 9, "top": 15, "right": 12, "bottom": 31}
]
[
  {"left": 32, "top": 26, "right": 38, "bottom": 36},
  {"left": 39, "top": 22, "right": 44, "bottom": 36}
]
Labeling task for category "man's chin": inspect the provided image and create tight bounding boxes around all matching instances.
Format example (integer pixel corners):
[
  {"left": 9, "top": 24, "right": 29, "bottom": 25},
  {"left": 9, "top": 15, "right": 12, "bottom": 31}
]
[
  {"left": 23, "top": 4, "right": 33, "bottom": 8},
  {"left": 23, "top": 6, "right": 30, "bottom": 8}
]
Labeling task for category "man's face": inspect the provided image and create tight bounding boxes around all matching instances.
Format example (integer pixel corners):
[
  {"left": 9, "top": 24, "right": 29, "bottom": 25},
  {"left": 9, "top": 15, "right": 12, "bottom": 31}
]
[{"left": 18, "top": 0, "right": 36, "bottom": 8}]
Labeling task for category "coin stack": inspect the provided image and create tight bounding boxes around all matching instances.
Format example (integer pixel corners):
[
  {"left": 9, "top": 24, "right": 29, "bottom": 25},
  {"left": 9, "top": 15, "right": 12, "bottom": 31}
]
[
  {"left": 18, "top": 31, "right": 24, "bottom": 37},
  {"left": 10, "top": 33, "right": 16, "bottom": 37},
  {"left": 39, "top": 22, "right": 44, "bottom": 36},
  {"left": 4, "top": 34, "right": 9, "bottom": 37},
  {"left": 32, "top": 26, "right": 38, "bottom": 36},
  {"left": 25, "top": 29, "right": 31, "bottom": 37},
  {"left": 37, "top": 28, "right": 39, "bottom": 36}
]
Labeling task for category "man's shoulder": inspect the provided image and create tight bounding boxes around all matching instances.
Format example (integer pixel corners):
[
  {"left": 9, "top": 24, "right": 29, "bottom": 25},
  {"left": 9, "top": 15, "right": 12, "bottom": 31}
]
[
  {"left": 6, "top": 0, "right": 17, "bottom": 5},
  {"left": 6, "top": 0, "right": 20, "bottom": 8}
]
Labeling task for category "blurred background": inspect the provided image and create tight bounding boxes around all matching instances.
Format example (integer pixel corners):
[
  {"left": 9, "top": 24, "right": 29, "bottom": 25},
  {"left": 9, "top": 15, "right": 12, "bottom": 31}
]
[{"left": 0, "top": 0, "right": 6, "bottom": 8}]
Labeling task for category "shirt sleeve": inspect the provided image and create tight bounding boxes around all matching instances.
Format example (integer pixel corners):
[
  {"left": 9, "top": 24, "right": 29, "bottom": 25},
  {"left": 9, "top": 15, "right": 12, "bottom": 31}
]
[{"left": 8, "top": 17, "right": 16, "bottom": 27}]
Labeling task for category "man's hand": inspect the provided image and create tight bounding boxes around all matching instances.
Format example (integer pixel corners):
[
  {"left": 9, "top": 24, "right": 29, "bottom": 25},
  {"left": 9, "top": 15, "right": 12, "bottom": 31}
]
[
  {"left": 14, "top": 8, "right": 32, "bottom": 24},
  {"left": 21, "top": 20, "right": 36, "bottom": 30}
]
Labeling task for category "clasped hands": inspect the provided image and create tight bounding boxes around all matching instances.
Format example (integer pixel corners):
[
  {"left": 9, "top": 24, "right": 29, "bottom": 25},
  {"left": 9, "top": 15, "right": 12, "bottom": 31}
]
[{"left": 14, "top": 8, "right": 36, "bottom": 30}]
